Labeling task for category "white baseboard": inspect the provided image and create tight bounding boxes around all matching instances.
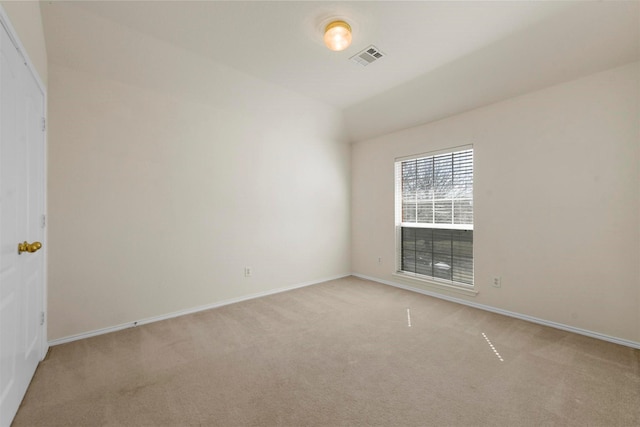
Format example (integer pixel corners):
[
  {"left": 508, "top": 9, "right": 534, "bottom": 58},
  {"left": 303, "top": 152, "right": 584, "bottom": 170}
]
[
  {"left": 353, "top": 273, "right": 640, "bottom": 350},
  {"left": 48, "top": 272, "right": 640, "bottom": 350},
  {"left": 48, "top": 273, "right": 350, "bottom": 346}
]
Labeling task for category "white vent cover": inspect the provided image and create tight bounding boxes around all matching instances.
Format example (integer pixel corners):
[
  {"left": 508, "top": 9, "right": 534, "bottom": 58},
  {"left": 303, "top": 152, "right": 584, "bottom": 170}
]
[{"left": 350, "top": 45, "right": 385, "bottom": 67}]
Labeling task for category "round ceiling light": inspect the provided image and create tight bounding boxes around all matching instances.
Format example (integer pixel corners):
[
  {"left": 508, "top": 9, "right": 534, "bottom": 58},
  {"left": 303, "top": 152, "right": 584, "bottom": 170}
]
[{"left": 323, "top": 20, "right": 352, "bottom": 52}]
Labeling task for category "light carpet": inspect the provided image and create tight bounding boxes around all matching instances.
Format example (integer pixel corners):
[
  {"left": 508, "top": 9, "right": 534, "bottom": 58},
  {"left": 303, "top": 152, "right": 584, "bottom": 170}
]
[{"left": 13, "top": 276, "right": 640, "bottom": 426}]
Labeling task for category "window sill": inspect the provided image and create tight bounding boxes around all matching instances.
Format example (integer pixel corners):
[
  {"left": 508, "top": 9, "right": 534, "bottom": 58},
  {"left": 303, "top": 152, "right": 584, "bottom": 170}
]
[{"left": 392, "top": 272, "right": 478, "bottom": 297}]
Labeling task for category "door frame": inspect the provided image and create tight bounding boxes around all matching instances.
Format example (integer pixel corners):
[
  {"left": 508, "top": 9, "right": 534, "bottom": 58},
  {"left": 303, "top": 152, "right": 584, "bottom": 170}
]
[{"left": 0, "top": 4, "right": 48, "bottom": 360}]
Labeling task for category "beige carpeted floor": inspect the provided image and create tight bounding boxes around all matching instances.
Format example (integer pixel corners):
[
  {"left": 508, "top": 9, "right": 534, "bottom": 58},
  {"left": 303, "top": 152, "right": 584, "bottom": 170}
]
[{"left": 13, "top": 276, "right": 640, "bottom": 426}]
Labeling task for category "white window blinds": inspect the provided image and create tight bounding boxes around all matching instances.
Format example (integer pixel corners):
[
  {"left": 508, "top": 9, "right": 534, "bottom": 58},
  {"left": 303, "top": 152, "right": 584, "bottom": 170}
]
[
  {"left": 399, "top": 148, "right": 473, "bottom": 229},
  {"left": 395, "top": 147, "right": 474, "bottom": 286}
]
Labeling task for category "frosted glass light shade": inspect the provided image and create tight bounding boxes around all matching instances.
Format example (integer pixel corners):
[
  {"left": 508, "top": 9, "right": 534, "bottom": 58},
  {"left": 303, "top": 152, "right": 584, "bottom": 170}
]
[{"left": 324, "top": 21, "right": 352, "bottom": 52}]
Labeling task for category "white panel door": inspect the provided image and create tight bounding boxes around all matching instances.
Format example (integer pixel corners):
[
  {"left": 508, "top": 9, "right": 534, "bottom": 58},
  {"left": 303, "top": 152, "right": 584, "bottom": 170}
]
[{"left": 0, "top": 17, "right": 45, "bottom": 427}]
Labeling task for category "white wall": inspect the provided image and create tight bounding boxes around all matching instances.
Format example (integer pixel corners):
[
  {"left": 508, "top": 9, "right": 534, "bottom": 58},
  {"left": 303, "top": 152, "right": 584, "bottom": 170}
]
[
  {"left": 352, "top": 62, "right": 640, "bottom": 343},
  {"left": 0, "top": 1, "right": 47, "bottom": 87},
  {"left": 47, "top": 18, "right": 350, "bottom": 340}
]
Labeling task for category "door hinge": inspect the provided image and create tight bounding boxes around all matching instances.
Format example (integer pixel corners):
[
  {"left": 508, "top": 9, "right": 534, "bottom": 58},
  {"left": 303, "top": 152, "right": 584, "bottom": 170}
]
[
  {"left": 41, "top": 214, "right": 46, "bottom": 228},
  {"left": 41, "top": 117, "right": 46, "bottom": 132},
  {"left": 40, "top": 312, "right": 45, "bottom": 326}
]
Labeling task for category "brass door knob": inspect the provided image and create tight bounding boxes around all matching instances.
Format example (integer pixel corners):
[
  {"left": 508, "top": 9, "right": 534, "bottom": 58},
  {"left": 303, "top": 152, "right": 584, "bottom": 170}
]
[{"left": 18, "top": 241, "right": 42, "bottom": 254}]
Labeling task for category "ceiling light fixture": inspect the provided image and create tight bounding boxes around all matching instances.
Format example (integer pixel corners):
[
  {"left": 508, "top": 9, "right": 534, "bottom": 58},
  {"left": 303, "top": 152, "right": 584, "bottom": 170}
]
[{"left": 323, "top": 20, "right": 352, "bottom": 52}]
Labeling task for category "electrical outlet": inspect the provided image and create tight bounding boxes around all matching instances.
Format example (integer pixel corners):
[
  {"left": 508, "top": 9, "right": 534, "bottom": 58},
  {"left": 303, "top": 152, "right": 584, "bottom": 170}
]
[
  {"left": 492, "top": 276, "right": 502, "bottom": 288},
  {"left": 244, "top": 267, "right": 252, "bottom": 277}
]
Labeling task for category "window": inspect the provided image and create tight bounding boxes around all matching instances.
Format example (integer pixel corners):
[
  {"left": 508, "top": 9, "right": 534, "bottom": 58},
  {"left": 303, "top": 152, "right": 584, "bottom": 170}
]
[{"left": 395, "top": 147, "right": 473, "bottom": 286}]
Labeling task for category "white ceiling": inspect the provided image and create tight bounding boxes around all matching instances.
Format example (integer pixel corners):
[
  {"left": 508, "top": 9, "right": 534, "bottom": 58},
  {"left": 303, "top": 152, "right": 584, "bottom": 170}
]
[{"left": 41, "top": 1, "right": 639, "bottom": 142}]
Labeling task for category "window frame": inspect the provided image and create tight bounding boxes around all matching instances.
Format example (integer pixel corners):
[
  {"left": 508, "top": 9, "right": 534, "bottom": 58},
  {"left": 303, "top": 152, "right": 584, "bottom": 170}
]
[{"left": 394, "top": 145, "right": 475, "bottom": 292}]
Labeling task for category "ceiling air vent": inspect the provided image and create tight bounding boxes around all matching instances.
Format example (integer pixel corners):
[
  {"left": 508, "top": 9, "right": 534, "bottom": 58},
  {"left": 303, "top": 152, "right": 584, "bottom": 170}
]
[{"left": 350, "top": 45, "right": 385, "bottom": 67}]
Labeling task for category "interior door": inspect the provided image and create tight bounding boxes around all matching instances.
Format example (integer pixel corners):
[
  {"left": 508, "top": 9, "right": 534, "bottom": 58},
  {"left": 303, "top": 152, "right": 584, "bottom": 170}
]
[{"left": 0, "top": 17, "right": 46, "bottom": 427}]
